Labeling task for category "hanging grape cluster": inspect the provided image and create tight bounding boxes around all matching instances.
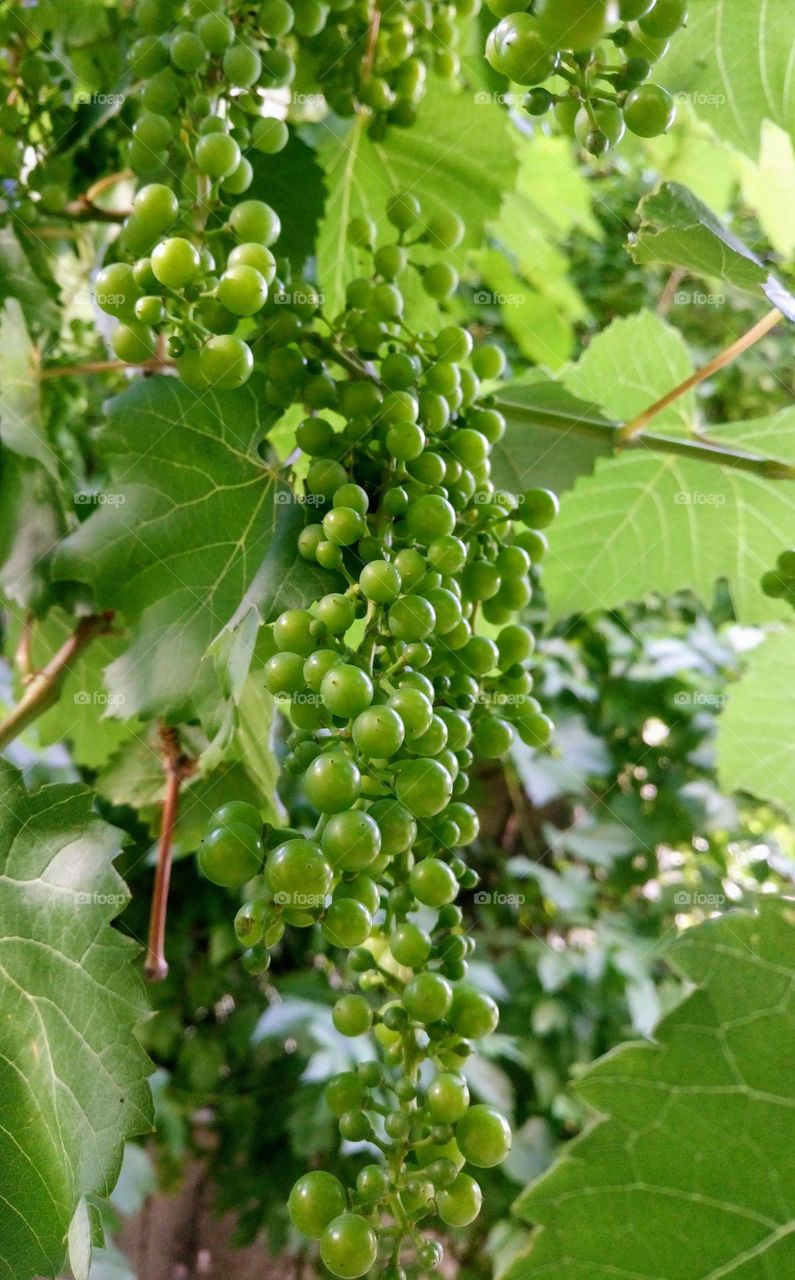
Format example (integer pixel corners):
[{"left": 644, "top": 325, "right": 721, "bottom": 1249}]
[
  {"left": 485, "top": 0, "right": 685, "bottom": 154},
  {"left": 761, "top": 550, "right": 795, "bottom": 609},
  {"left": 196, "top": 198, "right": 556, "bottom": 1276}
]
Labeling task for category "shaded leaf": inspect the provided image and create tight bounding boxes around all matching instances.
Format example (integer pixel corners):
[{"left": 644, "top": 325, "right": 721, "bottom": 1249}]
[
  {"left": 0, "top": 763, "right": 152, "bottom": 1279},
  {"left": 718, "top": 628, "right": 795, "bottom": 817},
  {"left": 507, "top": 901, "right": 795, "bottom": 1280}
]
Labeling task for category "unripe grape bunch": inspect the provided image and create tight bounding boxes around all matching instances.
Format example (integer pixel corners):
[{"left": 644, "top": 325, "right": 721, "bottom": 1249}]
[
  {"left": 196, "top": 198, "right": 557, "bottom": 1276},
  {"left": 91, "top": 0, "right": 484, "bottom": 387},
  {"left": 485, "top": 0, "right": 685, "bottom": 154}
]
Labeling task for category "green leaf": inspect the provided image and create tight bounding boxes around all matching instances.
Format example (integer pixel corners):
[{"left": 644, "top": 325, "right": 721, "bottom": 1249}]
[
  {"left": 563, "top": 310, "right": 696, "bottom": 434},
  {"left": 0, "top": 762, "right": 152, "bottom": 1279},
  {"left": 737, "top": 122, "right": 795, "bottom": 259},
  {"left": 663, "top": 0, "right": 795, "bottom": 157},
  {"left": 474, "top": 250, "right": 574, "bottom": 369},
  {"left": 630, "top": 182, "right": 795, "bottom": 319},
  {"left": 718, "top": 628, "right": 795, "bottom": 817},
  {"left": 492, "top": 377, "right": 616, "bottom": 497},
  {"left": 507, "top": 900, "right": 795, "bottom": 1280},
  {"left": 52, "top": 377, "right": 329, "bottom": 723},
  {"left": 0, "top": 454, "right": 65, "bottom": 610},
  {"left": 0, "top": 226, "right": 60, "bottom": 336},
  {"left": 316, "top": 81, "right": 518, "bottom": 313},
  {"left": 542, "top": 314, "right": 795, "bottom": 621}
]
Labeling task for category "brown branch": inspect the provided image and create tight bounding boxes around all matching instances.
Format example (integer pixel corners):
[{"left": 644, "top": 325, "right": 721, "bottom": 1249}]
[
  {"left": 145, "top": 726, "right": 196, "bottom": 983},
  {"left": 0, "top": 612, "right": 115, "bottom": 751},
  {"left": 619, "top": 307, "right": 784, "bottom": 440},
  {"left": 656, "top": 267, "right": 686, "bottom": 317},
  {"left": 14, "top": 612, "right": 36, "bottom": 682},
  {"left": 39, "top": 356, "right": 174, "bottom": 380},
  {"left": 363, "top": 1, "right": 382, "bottom": 78}
]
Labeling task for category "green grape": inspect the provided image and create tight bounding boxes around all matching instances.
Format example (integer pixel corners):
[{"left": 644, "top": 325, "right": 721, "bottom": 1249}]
[
  {"left": 426, "top": 1072, "right": 470, "bottom": 1122},
  {"left": 536, "top": 0, "right": 612, "bottom": 49},
  {"left": 639, "top": 0, "right": 687, "bottom": 37},
  {"left": 623, "top": 83, "right": 676, "bottom": 135},
  {"left": 151, "top": 236, "right": 201, "bottom": 289},
  {"left": 450, "top": 986, "right": 499, "bottom": 1038},
  {"left": 198, "top": 823, "right": 264, "bottom": 887},
  {"left": 332, "top": 992, "right": 373, "bottom": 1034},
  {"left": 320, "top": 1214, "right": 378, "bottom": 1280},
  {"left": 304, "top": 752, "right": 362, "bottom": 811},
  {"left": 322, "top": 810, "right": 382, "bottom": 871},
  {"left": 200, "top": 335, "right": 254, "bottom": 389},
  {"left": 288, "top": 1171, "right": 347, "bottom": 1238},
  {"left": 456, "top": 1105, "right": 512, "bottom": 1167},
  {"left": 390, "top": 921, "right": 432, "bottom": 967},
  {"left": 436, "top": 1173, "right": 482, "bottom": 1226},
  {"left": 217, "top": 264, "right": 268, "bottom": 315},
  {"left": 409, "top": 856, "right": 458, "bottom": 905},
  {"left": 403, "top": 971, "right": 453, "bottom": 1022},
  {"left": 486, "top": 14, "right": 558, "bottom": 84},
  {"left": 229, "top": 199, "right": 281, "bottom": 245}
]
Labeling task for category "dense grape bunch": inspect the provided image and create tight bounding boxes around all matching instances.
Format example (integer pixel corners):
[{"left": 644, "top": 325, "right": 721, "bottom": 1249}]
[
  {"left": 485, "top": 0, "right": 684, "bottom": 154},
  {"left": 197, "top": 196, "right": 556, "bottom": 1276}
]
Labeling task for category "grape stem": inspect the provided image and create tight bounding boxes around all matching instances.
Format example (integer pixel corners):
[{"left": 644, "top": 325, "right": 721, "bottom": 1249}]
[
  {"left": 618, "top": 307, "right": 784, "bottom": 440},
  {"left": 145, "top": 725, "right": 196, "bottom": 983},
  {"left": 40, "top": 357, "right": 175, "bottom": 379},
  {"left": 0, "top": 612, "right": 116, "bottom": 750}
]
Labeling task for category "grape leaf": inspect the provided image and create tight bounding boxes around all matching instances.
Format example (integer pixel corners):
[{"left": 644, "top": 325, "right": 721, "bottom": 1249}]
[
  {"left": 0, "top": 454, "right": 65, "bottom": 610},
  {"left": 507, "top": 899, "right": 795, "bottom": 1280},
  {"left": 630, "top": 182, "right": 795, "bottom": 320},
  {"left": 52, "top": 376, "right": 330, "bottom": 723},
  {"left": 542, "top": 314, "right": 795, "bottom": 622},
  {"left": 663, "top": 0, "right": 795, "bottom": 157},
  {"left": 0, "top": 762, "right": 152, "bottom": 1280},
  {"left": 474, "top": 250, "right": 574, "bottom": 369},
  {"left": 316, "top": 80, "right": 518, "bottom": 312},
  {"left": 718, "top": 628, "right": 795, "bottom": 817},
  {"left": 492, "top": 377, "right": 616, "bottom": 497}
]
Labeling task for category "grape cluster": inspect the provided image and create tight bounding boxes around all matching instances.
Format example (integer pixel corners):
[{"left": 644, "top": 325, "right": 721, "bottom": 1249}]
[
  {"left": 761, "top": 550, "right": 795, "bottom": 609},
  {"left": 299, "top": 0, "right": 476, "bottom": 136},
  {"left": 197, "top": 203, "right": 556, "bottom": 1275},
  {"left": 485, "top": 0, "right": 684, "bottom": 154},
  {"left": 89, "top": 0, "right": 296, "bottom": 382}
]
